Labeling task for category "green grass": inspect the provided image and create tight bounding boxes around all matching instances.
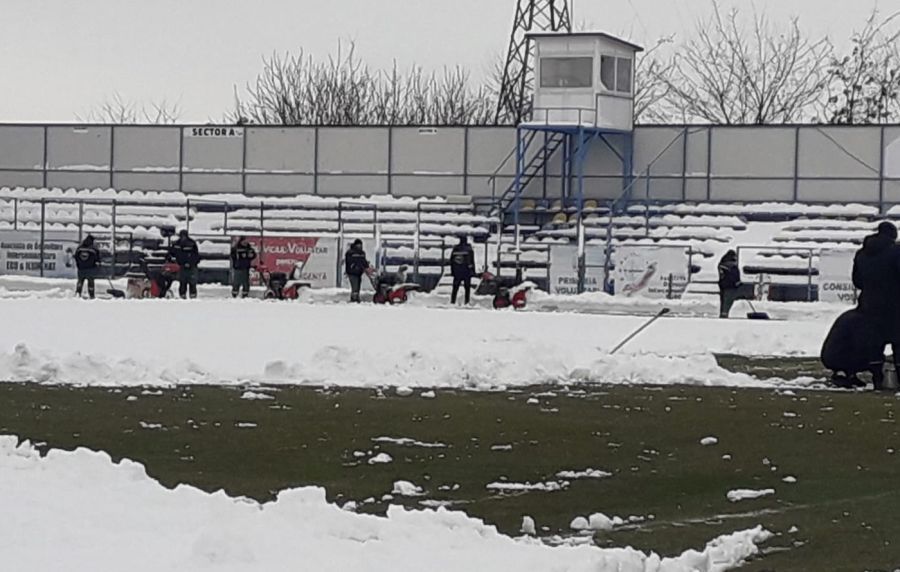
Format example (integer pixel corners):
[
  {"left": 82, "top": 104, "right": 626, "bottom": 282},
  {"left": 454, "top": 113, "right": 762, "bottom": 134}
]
[{"left": 3, "top": 381, "right": 900, "bottom": 571}]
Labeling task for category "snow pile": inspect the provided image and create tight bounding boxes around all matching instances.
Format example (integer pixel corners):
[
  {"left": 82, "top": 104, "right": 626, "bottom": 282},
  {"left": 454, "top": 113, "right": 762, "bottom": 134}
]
[
  {"left": 727, "top": 489, "right": 776, "bottom": 503},
  {"left": 240, "top": 391, "right": 274, "bottom": 401},
  {"left": 700, "top": 437, "right": 719, "bottom": 446},
  {"left": 521, "top": 516, "right": 537, "bottom": 535},
  {"left": 368, "top": 453, "right": 393, "bottom": 465},
  {"left": 0, "top": 437, "right": 772, "bottom": 572},
  {"left": 555, "top": 469, "right": 612, "bottom": 479},
  {"left": 372, "top": 437, "right": 448, "bottom": 448},
  {"left": 571, "top": 513, "right": 626, "bottom": 532},
  {"left": 392, "top": 480, "right": 424, "bottom": 497},
  {"left": 486, "top": 481, "right": 569, "bottom": 493},
  {"left": 0, "top": 299, "right": 834, "bottom": 390}
]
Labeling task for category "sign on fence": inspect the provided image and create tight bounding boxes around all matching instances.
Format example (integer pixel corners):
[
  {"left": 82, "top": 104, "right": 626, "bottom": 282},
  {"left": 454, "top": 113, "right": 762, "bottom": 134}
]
[
  {"left": 613, "top": 245, "right": 689, "bottom": 299},
  {"left": 817, "top": 249, "right": 857, "bottom": 304},
  {"left": 0, "top": 230, "right": 80, "bottom": 279},
  {"left": 548, "top": 245, "right": 605, "bottom": 294},
  {"left": 245, "top": 236, "right": 340, "bottom": 289},
  {"left": 184, "top": 126, "right": 245, "bottom": 138}
]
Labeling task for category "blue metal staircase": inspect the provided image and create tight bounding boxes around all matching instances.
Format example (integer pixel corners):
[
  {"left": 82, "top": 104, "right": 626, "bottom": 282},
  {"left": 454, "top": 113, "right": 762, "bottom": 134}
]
[{"left": 495, "top": 131, "right": 567, "bottom": 218}]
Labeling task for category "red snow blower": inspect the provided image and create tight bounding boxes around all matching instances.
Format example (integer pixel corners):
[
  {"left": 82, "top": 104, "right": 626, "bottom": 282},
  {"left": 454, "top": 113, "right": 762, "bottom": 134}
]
[
  {"left": 256, "top": 264, "right": 307, "bottom": 300},
  {"left": 476, "top": 271, "right": 530, "bottom": 310},
  {"left": 367, "top": 266, "right": 421, "bottom": 305}
]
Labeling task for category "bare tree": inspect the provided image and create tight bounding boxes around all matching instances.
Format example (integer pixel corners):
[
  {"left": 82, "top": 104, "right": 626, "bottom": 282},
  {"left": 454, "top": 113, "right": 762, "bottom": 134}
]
[
  {"left": 659, "top": 3, "right": 831, "bottom": 124},
  {"left": 822, "top": 10, "right": 900, "bottom": 124},
  {"left": 78, "top": 93, "right": 182, "bottom": 124},
  {"left": 633, "top": 37, "right": 675, "bottom": 124},
  {"left": 229, "top": 42, "right": 496, "bottom": 126}
]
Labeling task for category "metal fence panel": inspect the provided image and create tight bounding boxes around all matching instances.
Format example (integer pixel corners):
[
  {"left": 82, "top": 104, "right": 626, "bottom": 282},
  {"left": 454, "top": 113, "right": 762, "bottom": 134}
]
[
  {"left": 47, "top": 126, "right": 112, "bottom": 171},
  {"left": 0, "top": 126, "right": 43, "bottom": 171},
  {"left": 113, "top": 126, "right": 180, "bottom": 171},
  {"left": 711, "top": 127, "right": 795, "bottom": 178},
  {"left": 798, "top": 127, "right": 881, "bottom": 178},
  {"left": 318, "top": 128, "right": 389, "bottom": 175},
  {"left": 391, "top": 127, "right": 465, "bottom": 175},
  {"left": 245, "top": 127, "right": 315, "bottom": 173}
]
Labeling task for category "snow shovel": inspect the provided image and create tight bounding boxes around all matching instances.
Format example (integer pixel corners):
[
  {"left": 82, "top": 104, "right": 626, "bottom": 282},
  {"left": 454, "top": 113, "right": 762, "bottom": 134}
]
[
  {"left": 745, "top": 300, "right": 770, "bottom": 321},
  {"left": 106, "top": 277, "right": 126, "bottom": 299},
  {"left": 610, "top": 308, "right": 671, "bottom": 355}
]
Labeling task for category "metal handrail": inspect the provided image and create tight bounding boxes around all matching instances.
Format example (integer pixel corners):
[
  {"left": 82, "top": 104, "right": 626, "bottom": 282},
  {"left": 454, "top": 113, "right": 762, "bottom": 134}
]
[
  {"left": 487, "top": 131, "right": 535, "bottom": 201},
  {"left": 528, "top": 106, "right": 599, "bottom": 127}
]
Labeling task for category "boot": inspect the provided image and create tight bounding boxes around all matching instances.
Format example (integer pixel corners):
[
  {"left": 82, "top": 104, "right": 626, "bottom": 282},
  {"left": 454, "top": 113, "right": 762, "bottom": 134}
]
[{"left": 831, "top": 373, "right": 853, "bottom": 389}]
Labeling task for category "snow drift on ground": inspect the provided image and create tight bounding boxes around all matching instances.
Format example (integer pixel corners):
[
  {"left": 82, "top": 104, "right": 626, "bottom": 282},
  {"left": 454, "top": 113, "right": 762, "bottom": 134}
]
[
  {"left": 0, "top": 297, "right": 837, "bottom": 388},
  {"left": 0, "top": 436, "right": 770, "bottom": 571}
]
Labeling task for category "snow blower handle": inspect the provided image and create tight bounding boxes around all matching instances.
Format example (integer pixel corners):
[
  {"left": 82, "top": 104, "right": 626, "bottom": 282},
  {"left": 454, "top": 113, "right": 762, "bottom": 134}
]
[{"left": 610, "top": 308, "right": 671, "bottom": 356}]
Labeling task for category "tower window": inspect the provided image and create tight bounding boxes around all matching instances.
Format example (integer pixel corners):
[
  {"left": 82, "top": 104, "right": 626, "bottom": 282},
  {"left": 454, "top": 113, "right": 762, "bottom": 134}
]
[{"left": 540, "top": 57, "right": 593, "bottom": 88}]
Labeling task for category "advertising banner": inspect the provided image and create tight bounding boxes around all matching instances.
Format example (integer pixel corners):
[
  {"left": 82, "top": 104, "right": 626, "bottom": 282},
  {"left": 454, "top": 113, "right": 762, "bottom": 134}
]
[
  {"left": 817, "top": 249, "right": 857, "bottom": 304},
  {"left": 548, "top": 245, "right": 606, "bottom": 295},
  {"left": 244, "top": 236, "right": 340, "bottom": 289},
  {"left": 0, "top": 230, "right": 80, "bottom": 278},
  {"left": 612, "top": 245, "right": 689, "bottom": 299}
]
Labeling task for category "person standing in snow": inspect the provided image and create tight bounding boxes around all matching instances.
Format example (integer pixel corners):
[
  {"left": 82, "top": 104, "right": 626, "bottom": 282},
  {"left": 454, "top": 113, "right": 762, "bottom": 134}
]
[
  {"left": 717, "top": 250, "right": 741, "bottom": 319},
  {"left": 852, "top": 221, "right": 900, "bottom": 389},
  {"left": 345, "top": 239, "right": 369, "bottom": 303},
  {"left": 167, "top": 230, "right": 201, "bottom": 299},
  {"left": 450, "top": 236, "right": 476, "bottom": 305},
  {"left": 74, "top": 235, "right": 101, "bottom": 299},
  {"left": 230, "top": 236, "right": 257, "bottom": 298}
]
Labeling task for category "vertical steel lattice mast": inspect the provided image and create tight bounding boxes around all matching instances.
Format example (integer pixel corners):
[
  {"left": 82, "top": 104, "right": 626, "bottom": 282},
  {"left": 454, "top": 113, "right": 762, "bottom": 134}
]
[{"left": 495, "top": 0, "right": 572, "bottom": 125}]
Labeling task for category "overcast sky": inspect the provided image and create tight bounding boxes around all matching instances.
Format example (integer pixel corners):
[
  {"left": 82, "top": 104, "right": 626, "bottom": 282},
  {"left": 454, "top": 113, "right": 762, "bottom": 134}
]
[{"left": 0, "top": 0, "right": 885, "bottom": 122}]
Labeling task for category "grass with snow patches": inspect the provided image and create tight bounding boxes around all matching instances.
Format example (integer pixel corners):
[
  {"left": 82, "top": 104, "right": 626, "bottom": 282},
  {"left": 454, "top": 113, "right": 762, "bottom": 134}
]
[{"left": 2, "top": 382, "right": 900, "bottom": 570}]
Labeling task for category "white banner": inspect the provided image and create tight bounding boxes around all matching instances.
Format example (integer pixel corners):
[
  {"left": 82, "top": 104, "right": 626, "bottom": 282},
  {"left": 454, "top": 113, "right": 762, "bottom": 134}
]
[
  {"left": 613, "top": 245, "right": 689, "bottom": 299},
  {"left": 548, "top": 245, "right": 605, "bottom": 295},
  {"left": 0, "top": 230, "right": 81, "bottom": 279},
  {"left": 817, "top": 249, "right": 857, "bottom": 304}
]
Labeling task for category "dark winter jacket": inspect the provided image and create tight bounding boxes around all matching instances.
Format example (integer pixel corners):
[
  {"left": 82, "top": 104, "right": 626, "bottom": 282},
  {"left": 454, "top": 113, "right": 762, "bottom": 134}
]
[
  {"left": 821, "top": 308, "right": 884, "bottom": 376},
  {"left": 345, "top": 245, "right": 369, "bottom": 277},
  {"left": 852, "top": 233, "right": 900, "bottom": 323},
  {"left": 74, "top": 241, "right": 101, "bottom": 271},
  {"left": 168, "top": 237, "right": 201, "bottom": 268},
  {"left": 450, "top": 243, "right": 476, "bottom": 279},
  {"left": 717, "top": 253, "right": 740, "bottom": 291},
  {"left": 230, "top": 241, "right": 257, "bottom": 270}
]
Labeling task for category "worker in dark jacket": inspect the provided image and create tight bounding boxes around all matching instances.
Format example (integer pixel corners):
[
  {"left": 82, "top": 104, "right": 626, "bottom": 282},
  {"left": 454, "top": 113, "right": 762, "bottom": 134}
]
[
  {"left": 852, "top": 221, "right": 900, "bottom": 388},
  {"left": 345, "top": 239, "right": 369, "bottom": 303},
  {"left": 450, "top": 236, "right": 476, "bottom": 305},
  {"left": 230, "top": 237, "right": 257, "bottom": 298},
  {"left": 821, "top": 308, "right": 883, "bottom": 388},
  {"left": 74, "top": 235, "right": 101, "bottom": 299},
  {"left": 717, "top": 250, "right": 741, "bottom": 318},
  {"left": 167, "top": 230, "right": 201, "bottom": 299}
]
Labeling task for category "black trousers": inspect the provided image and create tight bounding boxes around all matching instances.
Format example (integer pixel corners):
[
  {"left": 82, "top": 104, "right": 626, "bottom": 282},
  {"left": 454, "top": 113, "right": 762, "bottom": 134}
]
[
  {"left": 451, "top": 276, "right": 472, "bottom": 305},
  {"left": 76, "top": 270, "right": 96, "bottom": 299},
  {"left": 178, "top": 267, "right": 198, "bottom": 299},
  {"left": 348, "top": 275, "right": 362, "bottom": 303},
  {"left": 232, "top": 268, "right": 251, "bottom": 298},
  {"left": 719, "top": 289, "right": 739, "bottom": 318}
]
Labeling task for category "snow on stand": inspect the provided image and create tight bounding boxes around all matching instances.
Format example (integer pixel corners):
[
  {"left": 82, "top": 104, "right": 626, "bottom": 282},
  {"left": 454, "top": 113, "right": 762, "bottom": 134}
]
[{"left": 0, "top": 437, "right": 773, "bottom": 572}]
